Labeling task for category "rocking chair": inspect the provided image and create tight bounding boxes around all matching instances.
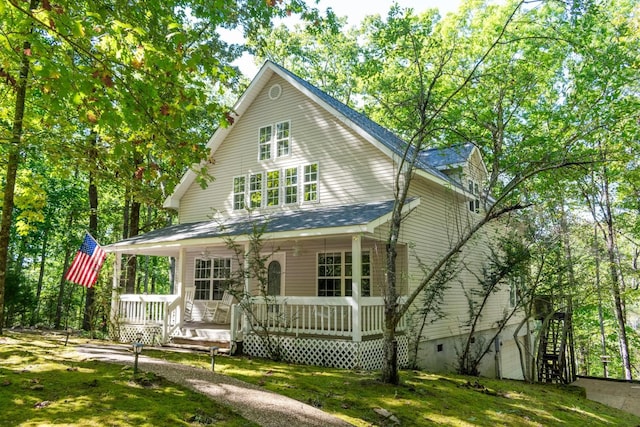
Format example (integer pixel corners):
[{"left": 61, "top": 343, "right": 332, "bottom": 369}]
[{"left": 203, "top": 291, "right": 233, "bottom": 323}]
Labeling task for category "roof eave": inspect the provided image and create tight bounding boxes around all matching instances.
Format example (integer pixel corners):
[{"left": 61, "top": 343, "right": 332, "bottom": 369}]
[{"left": 105, "top": 223, "right": 378, "bottom": 255}]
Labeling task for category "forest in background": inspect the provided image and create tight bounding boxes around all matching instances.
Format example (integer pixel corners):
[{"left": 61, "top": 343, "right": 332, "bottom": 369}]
[{"left": 0, "top": 0, "right": 638, "bottom": 380}]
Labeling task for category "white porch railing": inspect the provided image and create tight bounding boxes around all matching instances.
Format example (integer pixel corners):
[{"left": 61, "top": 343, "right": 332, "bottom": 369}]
[
  {"left": 114, "top": 294, "right": 406, "bottom": 343},
  {"left": 246, "top": 296, "right": 406, "bottom": 339},
  {"left": 115, "top": 294, "right": 180, "bottom": 343}
]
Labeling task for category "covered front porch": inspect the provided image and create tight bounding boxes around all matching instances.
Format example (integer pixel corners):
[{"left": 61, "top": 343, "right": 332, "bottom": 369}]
[
  {"left": 111, "top": 294, "right": 406, "bottom": 341},
  {"left": 112, "top": 293, "right": 408, "bottom": 369},
  {"left": 106, "top": 200, "right": 415, "bottom": 369}
]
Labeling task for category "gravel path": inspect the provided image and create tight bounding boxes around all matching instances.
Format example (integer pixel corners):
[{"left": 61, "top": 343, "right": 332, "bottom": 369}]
[{"left": 74, "top": 343, "right": 352, "bottom": 427}]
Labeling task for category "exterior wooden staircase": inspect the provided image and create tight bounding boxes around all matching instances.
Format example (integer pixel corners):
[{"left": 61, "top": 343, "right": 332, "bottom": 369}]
[{"left": 537, "top": 309, "right": 576, "bottom": 384}]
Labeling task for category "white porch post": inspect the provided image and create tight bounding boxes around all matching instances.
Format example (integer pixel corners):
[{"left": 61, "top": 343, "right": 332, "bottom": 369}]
[
  {"left": 351, "top": 234, "right": 362, "bottom": 342},
  {"left": 242, "top": 241, "right": 250, "bottom": 337},
  {"left": 176, "top": 248, "right": 186, "bottom": 323},
  {"left": 110, "top": 254, "right": 121, "bottom": 331}
]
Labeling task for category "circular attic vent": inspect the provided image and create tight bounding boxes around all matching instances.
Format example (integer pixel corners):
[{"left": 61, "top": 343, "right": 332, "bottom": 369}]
[{"left": 269, "top": 84, "right": 282, "bottom": 100}]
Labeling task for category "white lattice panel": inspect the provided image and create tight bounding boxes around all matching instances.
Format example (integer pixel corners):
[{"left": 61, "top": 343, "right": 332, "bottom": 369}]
[
  {"left": 112, "top": 325, "right": 162, "bottom": 345},
  {"left": 243, "top": 334, "right": 408, "bottom": 370}
]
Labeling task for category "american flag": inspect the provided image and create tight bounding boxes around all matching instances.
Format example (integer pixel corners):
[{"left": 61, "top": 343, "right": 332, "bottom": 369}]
[{"left": 65, "top": 233, "right": 107, "bottom": 288}]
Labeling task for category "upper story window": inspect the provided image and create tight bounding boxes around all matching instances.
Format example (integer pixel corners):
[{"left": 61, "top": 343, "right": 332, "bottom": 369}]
[
  {"left": 233, "top": 176, "right": 245, "bottom": 210},
  {"left": 468, "top": 179, "right": 480, "bottom": 213},
  {"left": 249, "top": 173, "right": 263, "bottom": 208},
  {"left": 276, "top": 122, "right": 290, "bottom": 157},
  {"left": 258, "top": 121, "right": 291, "bottom": 161},
  {"left": 266, "top": 170, "right": 280, "bottom": 206},
  {"left": 259, "top": 126, "right": 272, "bottom": 160},
  {"left": 233, "top": 163, "right": 317, "bottom": 210},
  {"left": 304, "top": 163, "right": 319, "bottom": 202},
  {"left": 509, "top": 280, "right": 518, "bottom": 308},
  {"left": 284, "top": 167, "right": 298, "bottom": 205}
]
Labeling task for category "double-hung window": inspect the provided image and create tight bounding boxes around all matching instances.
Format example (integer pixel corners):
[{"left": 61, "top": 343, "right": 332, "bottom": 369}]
[
  {"left": 194, "top": 258, "right": 231, "bottom": 300},
  {"left": 318, "top": 253, "right": 342, "bottom": 296},
  {"left": 233, "top": 176, "right": 245, "bottom": 210},
  {"left": 249, "top": 173, "right": 263, "bottom": 208},
  {"left": 266, "top": 170, "right": 280, "bottom": 206},
  {"left": 317, "top": 251, "right": 371, "bottom": 297},
  {"left": 258, "top": 121, "right": 290, "bottom": 161},
  {"left": 303, "top": 163, "right": 318, "bottom": 202},
  {"left": 468, "top": 179, "right": 480, "bottom": 213},
  {"left": 259, "top": 126, "right": 272, "bottom": 160},
  {"left": 276, "top": 122, "right": 290, "bottom": 157},
  {"left": 284, "top": 167, "right": 298, "bottom": 204},
  {"left": 233, "top": 163, "right": 317, "bottom": 210}
]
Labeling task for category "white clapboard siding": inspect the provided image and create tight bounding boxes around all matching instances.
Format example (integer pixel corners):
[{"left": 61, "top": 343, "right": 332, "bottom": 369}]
[{"left": 179, "top": 74, "right": 397, "bottom": 223}]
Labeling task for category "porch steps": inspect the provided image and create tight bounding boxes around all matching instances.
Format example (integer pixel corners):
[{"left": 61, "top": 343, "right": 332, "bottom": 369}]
[
  {"left": 169, "top": 323, "right": 233, "bottom": 353},
  {"left": 165, "top": 339, "right": 232, "bottom": 354}
]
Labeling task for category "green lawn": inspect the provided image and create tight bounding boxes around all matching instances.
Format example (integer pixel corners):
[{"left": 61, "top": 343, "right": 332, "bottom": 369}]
[
  {"left": 0, "top": 332, "right": 255, "bottom": 426},
  {"left": 2, "top": 331, "right": 639, "bottom": 426}
]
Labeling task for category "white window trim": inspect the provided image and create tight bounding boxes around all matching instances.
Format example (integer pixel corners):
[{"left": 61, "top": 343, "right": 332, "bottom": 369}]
[
  {"left": 194, "top": 257, "right": 233, "bottom": 301},
  {"left": 275, "top": 121, "right": 291, "bottom": 159},
  {"left": 303, "top": 161, "right": 320, "bottom": 204},
  {"left": 265, "top": 169, "right": 281, "bottom": 207},
  {"left": 283, "top": 166, "right": 299, "bottom": 205},
  {"left": 232, "top": 175, "right": 246, "bottom": 211},
  {"left": 258, "top": 125, "right": 273, "bottom": 161},
  {"left": 233, "top": 163, "right": 319, "bottom": 210},
  {"left": 467, "top": 178, "right": 480, "bottom": 214},
  {"left": 316, "top": 250, "right": 371, "bottom": 297},
  {"left": 249, "top": 172, "right": 264, "bottom": 209},
  {"left": 258, "top": 120, "right": 292, "bottom": 162}
]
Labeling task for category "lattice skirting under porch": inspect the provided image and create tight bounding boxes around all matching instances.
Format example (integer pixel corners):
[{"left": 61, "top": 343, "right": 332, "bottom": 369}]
[
  {"left": 111, "top": 324, "right": 163, "bottom": 345},
  {"left": 243, "top": 334, "right": 408, "bottom": 370}
]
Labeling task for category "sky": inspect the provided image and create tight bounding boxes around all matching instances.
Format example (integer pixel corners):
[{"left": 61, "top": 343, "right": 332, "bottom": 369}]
[{"left": 231, "top": 0, "right": 463, "bottom": 78}]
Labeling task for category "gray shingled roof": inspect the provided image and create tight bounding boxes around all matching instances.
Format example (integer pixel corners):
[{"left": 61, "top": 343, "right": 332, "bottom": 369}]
[
  {"left": 420, "top": 143, "right": 475, "bottom": 169},
  {"left": 106, "top": 199, "right": 404, "bottom": 249},
  {"left": 270, "top": 62, "right": 464, "bottom": 187}
]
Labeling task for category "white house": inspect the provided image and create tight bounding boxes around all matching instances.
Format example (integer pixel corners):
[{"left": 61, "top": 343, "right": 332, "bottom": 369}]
[{"left": 106, "top": 61, "right": 527, "bottom": 378}]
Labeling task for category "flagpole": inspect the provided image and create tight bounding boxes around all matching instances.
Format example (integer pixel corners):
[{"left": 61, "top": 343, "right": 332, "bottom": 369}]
[{"left": 64, "top": 279, "right": 76, "bottom": 330}]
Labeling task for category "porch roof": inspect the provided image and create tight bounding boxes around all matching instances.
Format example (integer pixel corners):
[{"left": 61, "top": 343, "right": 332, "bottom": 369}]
[{"left": 105, "top": 198, "right": 419, "bottom": 255}]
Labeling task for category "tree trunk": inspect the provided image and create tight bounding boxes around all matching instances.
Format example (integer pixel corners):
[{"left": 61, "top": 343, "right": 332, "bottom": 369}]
[
  {"left": 125, "top": 200, "right": 140, "bottom": 293},
  {"left": 0, "top": 0, "right": 39, "bottom": 334},
  {"left": 82, "top": 135, "right": 99, "bottom": 332},
  {"left": 601, "top": 166, "right": 632, "bottom": 380},
  {"left": 31, "top": 230, "right": 48, "bottom": 326},
  {"left": 381, "top": 207, "right": 402, "bottom": 384},
  {"left": 55, "top": 212, "right": 75, "bottom": 328},
  {"left": 559, "top": 205, "right": 576, "bottom": 383},
  {"left": 593, "top": 224, "right": 609, "bottom": 378}
]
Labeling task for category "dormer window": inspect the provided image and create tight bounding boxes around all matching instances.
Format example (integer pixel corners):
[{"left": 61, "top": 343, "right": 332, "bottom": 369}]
[
  {"left": 258, "top": 121, "right": 291, "bottom": 161},
  {"left": 468, "top": 179, "right": 480, "bottom": 213}
]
